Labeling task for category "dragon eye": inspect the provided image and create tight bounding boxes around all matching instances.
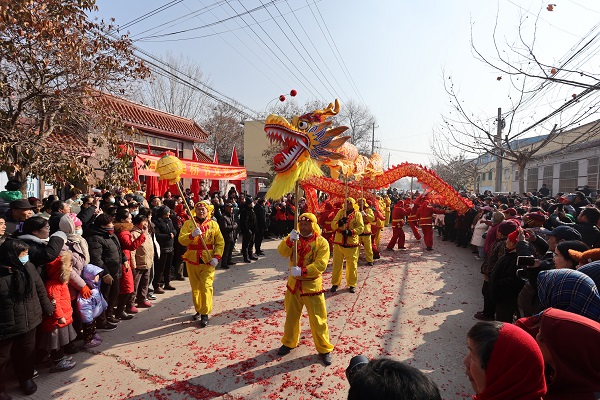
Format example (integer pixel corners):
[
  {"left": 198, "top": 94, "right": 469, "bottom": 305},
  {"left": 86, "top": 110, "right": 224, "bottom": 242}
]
[{"left": 298, "top": 121, "right": 309, "bottom": 130}]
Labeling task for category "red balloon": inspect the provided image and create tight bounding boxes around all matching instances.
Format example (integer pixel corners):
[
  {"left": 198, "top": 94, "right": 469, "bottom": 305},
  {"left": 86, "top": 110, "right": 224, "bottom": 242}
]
[
  {"left": 279, "top": 95, "right": 286, "bottom": 102},
  {"left": 290, "top": 89, "right": 297, "bottom": 97}
]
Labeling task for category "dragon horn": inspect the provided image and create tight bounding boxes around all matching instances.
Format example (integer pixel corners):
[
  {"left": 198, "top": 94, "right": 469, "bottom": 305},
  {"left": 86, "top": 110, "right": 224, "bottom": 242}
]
[{"left": 314, "top": 99, "right": 340, "bottom": 118}]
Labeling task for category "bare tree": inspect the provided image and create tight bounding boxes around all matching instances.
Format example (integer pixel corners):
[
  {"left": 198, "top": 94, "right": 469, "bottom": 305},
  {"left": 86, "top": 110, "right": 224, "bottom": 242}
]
[
  {"left": 133, "top": 52, "right": 211, "bottom": 121},
  {"left": 199, "top": 103, "right": 244, "bottom": 163},
  {"left": 336, "top": 99, "right": 376, "bottom": 154},
  {"left": 437, "top": 5, "right": 600, "bottom": 194}
]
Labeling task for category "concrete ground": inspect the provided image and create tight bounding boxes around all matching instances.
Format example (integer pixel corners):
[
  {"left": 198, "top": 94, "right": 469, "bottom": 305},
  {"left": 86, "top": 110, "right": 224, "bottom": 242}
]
[{"left": 6, "top": 227, "right": 482, "bottom": 400}]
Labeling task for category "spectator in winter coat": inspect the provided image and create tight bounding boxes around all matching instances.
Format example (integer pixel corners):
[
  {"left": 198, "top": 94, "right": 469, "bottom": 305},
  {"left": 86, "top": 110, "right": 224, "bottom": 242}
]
[
  {"left": 0, "top": 239, "right": 55, "bottom": 397},
  {"left": 239, "top": 197, "right": 258, "bottom": 263},
  {"left": 17, "top": 216, "right": 67, "bottom": 277},
  {"left": 130, "top": 215, "right": 154, "bottom": 309},
  {"left": 490, "top": 230, "right": 525, "bottom": 322},
  {"left": 48, "top": 200, "right": 71, "bottom": 234},
  {"left": 548, "top": 206, "right": 600, "bottom": 248},
  {"left": 85, "top": 213, "right": 125, "bottom": 330},
  {"left": 5, "top": 199, "right": 35, "bottom": 236},
  {"left": 218, "top": 202, "right": 238, "bottom": 268},
  {"left": 76, "top": 264, "right": 107, "bottom": 349},
  {"left": 152, "top": 205, "right": 177, "bottom": 293},
  {"left": 113, "top": 208, "right": 146, "bottom": 319}
]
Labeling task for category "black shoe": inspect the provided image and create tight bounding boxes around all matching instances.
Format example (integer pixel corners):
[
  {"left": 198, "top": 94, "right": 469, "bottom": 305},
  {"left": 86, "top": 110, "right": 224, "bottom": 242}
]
[
  {"left": 64, "top": 342, "right": 79, "bottom": 354},
  {"left": 116, "top": 311, "right": 134, "bottom": 320},
  {"left": 385, "top": 247, "right": 395, "bottom": 251},
  {"left": 244, "top": 258, "right": 252, "bottom": 263},
  {"left": 227, "top": 262, "right": 237, "bottom": 265},
  {"left": 20, "top": 379, "right": 37, "bottom": 395},
  {"left": 32, "top": 369, "right": 39, "bottom": 379},
  {"left": 147, "top": 294, "right": 157, "bottom": 300},
  {"left": 277, "top": 345, "right": 292, "bottom": 355},
  {"left": 426, "top": 247, "right": 433, "bottom": 251},
  {"left": 97, "top": 322, "right": 118, "bottom": 331},
  {"left": 256, "top": 251, "right": 265, "bottom": 256},
  {"left": 349, "top": 286, "right": 356, "bottom": 293},
  {"left": 373, "top": 254, "right": 381, "bottom": 259},
  {"left": 249, "top": 256, "right": 259, "bottom": 260},
  {"left": 199, "top": 314, "right": 209, "bottom": 328},
  {"left": 163, "top": 285, "right": 176, "bottom": 290},
  {"left": 366, "top": 262, "right": 373, "bottom": 266},
  {"left": 330, "top": 285, "right": 338, "bottom": 293},
  {"left": 320, "top": 352, "right": 332, "bottom": 366},
  {"left": 106, "top": 315, "right": 120, "bottom": 324},
  {"left": 175, "top": 276, "right": 186, "bottom": 281},
  {"left": 192, "top": 312, "right": 201, "bottom": 321},
  {"left": 221, "top": 264, "right": 230, "bottom": 269}
]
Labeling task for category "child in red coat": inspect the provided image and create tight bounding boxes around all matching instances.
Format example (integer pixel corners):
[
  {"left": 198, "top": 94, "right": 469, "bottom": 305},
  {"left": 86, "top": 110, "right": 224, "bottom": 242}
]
[{"left": 42, "top": 252, "right": 77, "bottom": 372}]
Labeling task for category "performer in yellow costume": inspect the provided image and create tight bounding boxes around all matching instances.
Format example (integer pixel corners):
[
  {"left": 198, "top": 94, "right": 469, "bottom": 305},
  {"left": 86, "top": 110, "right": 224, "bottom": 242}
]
[
  {"left": 178, "top": 201, "right": 224, "bottom": 328},
  {"left": 357, "top": 198, "right": 375, "bottom": 266},
  {"left": 276, "top": 213, "right": 334, "bottom": 365},
  {"left": 330, "top": 197, "right": 364, "bottom": 293}
]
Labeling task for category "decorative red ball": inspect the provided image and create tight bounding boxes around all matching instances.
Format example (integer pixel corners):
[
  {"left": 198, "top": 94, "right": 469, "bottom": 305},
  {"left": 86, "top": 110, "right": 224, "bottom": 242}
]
[
  {"left": 290, "top": 89, "right": 297, "bottom": 97},
  {"left": 279, "top": 95, "right": 286, "bottom": 102}
]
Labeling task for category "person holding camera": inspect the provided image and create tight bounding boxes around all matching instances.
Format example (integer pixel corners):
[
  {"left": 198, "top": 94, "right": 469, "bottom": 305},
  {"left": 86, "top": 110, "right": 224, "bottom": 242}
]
[
  {"left": 346, "top": 356, "right": 441, "bottom": 400},
  {"left": 489, "top": 230, "right": 525, "bottom": 322},
  {"left": 330, "top": 198, "right": 364, "bottom": 293},
  {"left": 276, "top": 213, "right": 333, "bottom": 365},
  {"left": 516, "top": 225, "right": 583, "bottom": 317}
]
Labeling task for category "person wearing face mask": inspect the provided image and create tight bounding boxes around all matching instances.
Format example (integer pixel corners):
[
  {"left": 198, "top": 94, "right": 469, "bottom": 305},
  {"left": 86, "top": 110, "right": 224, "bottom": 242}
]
[
  {"left": 178, "top": 201, "right": 224, "bottom": 328},
  {"left": 85, "top": 214, "right": 125, "bottom": 331},
  {"left": 276, "top": 213, "right": 334, "bottom": 366},
  {"left": 0, "top": 239, "right": 55, "bottom": 397},
  {"left": 58, "top": 213, "right": 91, "bottom": 346},
  {"left": 100, "top": 192, "right": 116, "bottom": 209},
  {"left": 16, "top": 217, "right": 68, "bottom": 277}
]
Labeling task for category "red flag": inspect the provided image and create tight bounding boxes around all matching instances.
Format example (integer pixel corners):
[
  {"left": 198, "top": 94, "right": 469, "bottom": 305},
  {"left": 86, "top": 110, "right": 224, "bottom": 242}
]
[
  {"left": 230, "top": 146, "right": 241, "bottom": 193},
  {"left": 146, "top": 140, "right": 151, "bottom": 155}
]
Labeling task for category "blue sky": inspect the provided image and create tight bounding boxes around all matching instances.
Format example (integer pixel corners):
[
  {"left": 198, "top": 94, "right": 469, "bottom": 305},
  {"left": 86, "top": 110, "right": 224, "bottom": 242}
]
[{"left": 94, "top": 0, "right": 600, "bottom": 166}]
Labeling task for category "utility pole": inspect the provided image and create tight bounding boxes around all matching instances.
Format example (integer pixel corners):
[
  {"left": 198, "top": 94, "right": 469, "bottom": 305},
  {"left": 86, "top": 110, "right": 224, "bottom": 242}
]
[
  {"left": 495, "top": 107, "right": 504, "bottom": 193},
  {"left": 371, "top": 122, "right": 375, "bottom": 156},
  {"left": 387, "top": 153, "right": 391, "bottom": 169}
]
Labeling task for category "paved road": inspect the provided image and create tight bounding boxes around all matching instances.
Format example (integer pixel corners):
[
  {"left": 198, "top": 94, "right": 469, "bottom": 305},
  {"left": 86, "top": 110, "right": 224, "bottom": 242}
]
[{"left": 7, "top": 227, "right": 482, "bottom": 399}]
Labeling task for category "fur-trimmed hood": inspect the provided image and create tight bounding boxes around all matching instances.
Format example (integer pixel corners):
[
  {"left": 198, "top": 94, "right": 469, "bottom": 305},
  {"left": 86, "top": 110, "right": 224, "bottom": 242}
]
[{"left": 114, "top": 222, "right": 134, "bottom": 234}]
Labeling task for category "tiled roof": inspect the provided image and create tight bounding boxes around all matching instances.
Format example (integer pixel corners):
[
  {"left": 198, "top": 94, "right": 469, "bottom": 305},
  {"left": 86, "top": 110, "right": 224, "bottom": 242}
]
[
  {"left": 47, "top": 129, "right": 93, "bottom": 156},
  {"left": 97, "top": 92, "right": 209, "bottom": 143},
  {"left": 193, "top": 147, "right": 213, "bottom": 163}
]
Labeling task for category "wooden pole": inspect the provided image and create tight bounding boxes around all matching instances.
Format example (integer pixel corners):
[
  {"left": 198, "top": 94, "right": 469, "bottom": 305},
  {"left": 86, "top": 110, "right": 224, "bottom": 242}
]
[
  {"left": 176, "top": 180, "right": 209, "bottom": 264},
  {"left": 293, "top": 180, "right": 300, "bottom": 266}
]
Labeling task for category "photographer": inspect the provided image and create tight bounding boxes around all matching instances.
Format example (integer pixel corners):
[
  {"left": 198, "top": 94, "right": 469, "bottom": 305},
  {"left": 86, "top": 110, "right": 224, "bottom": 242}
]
[
  {"left": 490, "top": 230, "right": 524, "bottom": 322},
  {"left": 346, "top": 357, "right": 441, "bottom": 400},
  {"left": 516, "top": 225, "right": 582, "bottom": 317}
]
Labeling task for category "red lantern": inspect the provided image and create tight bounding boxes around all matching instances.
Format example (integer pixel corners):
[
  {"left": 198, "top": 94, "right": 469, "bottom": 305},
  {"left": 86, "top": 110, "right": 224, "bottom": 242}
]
[
  {"left": 279, "top": 95, "right": 286, "bottom": 102},
  {"left": 290, "top": 89, "right": 297, "bottom": 97}
]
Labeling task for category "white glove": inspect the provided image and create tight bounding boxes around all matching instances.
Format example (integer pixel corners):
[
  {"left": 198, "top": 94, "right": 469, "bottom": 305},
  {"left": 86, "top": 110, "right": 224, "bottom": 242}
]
[
  {"left": 191, "top": 227, "right": 202, "bottom": 238},
  {"left": 289, "top": 230, "right": 300, "bottom": 241},
  {"left": 409, "top": 204, "right": 414, "bottom": 209},
  {"left": 50, "top": 231, "right": 68, "bottom": 243},
  {"left": 291, "top": 266, "right": 302, "bottom": 277},
  {"left": 361, "top": 211, "right": 367, "bottom": 216},
  {"left": 209, "top": 258, "right": 219, "bottom": 267}
]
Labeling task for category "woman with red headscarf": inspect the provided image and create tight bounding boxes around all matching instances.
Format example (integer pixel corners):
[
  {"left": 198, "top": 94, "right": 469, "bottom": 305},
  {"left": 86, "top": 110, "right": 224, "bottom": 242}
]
[{"left": 464, "top": 321, "right": 546, "bottom": 400}]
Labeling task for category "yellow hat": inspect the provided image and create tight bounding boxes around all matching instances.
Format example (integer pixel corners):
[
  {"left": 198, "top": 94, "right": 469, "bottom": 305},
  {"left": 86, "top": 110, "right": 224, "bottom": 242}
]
[{"left": 298, "top": 212, "right": 321, "bottom": 235}]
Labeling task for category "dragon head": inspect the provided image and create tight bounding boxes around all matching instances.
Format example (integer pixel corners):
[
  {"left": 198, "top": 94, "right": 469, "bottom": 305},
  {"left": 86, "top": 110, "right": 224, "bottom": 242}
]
[{"left": 264, "top": 99, "right": 350, "bottom": 173}]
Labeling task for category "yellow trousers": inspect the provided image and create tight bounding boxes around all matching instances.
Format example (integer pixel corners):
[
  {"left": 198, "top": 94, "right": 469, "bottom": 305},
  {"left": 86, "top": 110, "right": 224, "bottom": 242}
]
[
  {"left": 282, "top": 290, "right": 334, "bottom": 354},
  {"left": 332, "top": 245, "right": 359, "bottom": 287},
  {"left": 359, "top": 235, "right": 373, "bottom": 262},
  {"left": 187, "top": 262, "right": 215, "bottom": 315}
]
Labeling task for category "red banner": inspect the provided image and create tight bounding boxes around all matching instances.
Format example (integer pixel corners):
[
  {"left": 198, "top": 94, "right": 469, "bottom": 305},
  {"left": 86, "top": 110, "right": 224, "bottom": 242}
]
[{"left": 136, "top": 154, "right": 247, "bottom": 181}]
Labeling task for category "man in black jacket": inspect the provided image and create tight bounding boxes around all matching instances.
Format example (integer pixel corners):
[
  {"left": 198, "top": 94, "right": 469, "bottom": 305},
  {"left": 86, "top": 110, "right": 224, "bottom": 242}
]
[
  {"left": 86, "top": 214, "right": 125, "bottom": 329},
  {"left": 239, "top": 197, "right": 257, "bottom": 263},
  {"left": 218, "top": 202, "right": 238, "bottom": 268},
  {"left": 548, "top": 206, "right": 600, "bottom": 248}
]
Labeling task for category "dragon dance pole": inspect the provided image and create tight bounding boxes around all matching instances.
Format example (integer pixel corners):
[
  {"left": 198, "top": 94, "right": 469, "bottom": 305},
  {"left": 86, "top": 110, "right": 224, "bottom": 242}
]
[
  {"left": 293, "top": 180, "right": 299, "bottom": 266},
  {"left": 176, "top": 181, "right": 209, "bottom": 264},
  {"left": 360, "top": 182, "right": 364, "bottom": 211},
  {"left": 410, "top": 177, "right": 414, "bottom": 198}
]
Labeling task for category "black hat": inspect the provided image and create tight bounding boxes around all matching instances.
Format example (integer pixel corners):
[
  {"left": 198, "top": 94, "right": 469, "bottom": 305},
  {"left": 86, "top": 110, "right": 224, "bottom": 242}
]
[{"left": 10, "top": 199, "right": 36, "bottom": 210}]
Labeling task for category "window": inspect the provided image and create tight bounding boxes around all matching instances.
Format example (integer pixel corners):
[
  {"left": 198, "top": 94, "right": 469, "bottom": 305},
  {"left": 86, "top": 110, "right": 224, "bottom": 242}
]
[
  {"left": 559, "top": 161, "right": 579, "bottom": 193},
  {"left": 588, "top": 157, "right": 599, "bottom": 190},
  {"left": 488, "top": 170, "right": 492, "bottom": 181},
  {"left": 543, "top": 166, "right": 553, "bottom": 188},
  {"left": 527, "top": 167, "right": 539, "bottom": 192},
  {"left": 514, "top": 170, "right": 519, "bottom": 182}
]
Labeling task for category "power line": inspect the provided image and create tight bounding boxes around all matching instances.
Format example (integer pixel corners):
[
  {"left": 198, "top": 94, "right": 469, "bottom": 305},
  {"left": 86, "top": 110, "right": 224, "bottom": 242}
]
[
  {"left": 115, "top": 0, "right": 185, "bottom": 32},
  {"left": 258, "top": 0, "right": 338, "bottom": 99},
  {"left": 305, "top": 0, "right": 367, "bottom": 106}
]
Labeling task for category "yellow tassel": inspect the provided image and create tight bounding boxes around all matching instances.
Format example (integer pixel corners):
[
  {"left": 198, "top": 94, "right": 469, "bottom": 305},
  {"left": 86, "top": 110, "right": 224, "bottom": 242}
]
[{"left": 266, "top": 160, "right": 323, "bottom": 200}]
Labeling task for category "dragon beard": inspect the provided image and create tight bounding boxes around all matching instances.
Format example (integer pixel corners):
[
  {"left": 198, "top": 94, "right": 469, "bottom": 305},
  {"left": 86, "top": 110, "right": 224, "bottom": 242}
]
[{"left": 266, "top": 158, "right": 324, "bottom": 200}]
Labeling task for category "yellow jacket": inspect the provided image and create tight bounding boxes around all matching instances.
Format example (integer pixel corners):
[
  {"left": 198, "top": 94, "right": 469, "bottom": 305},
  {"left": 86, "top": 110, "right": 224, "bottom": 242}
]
[
  {"left": 331, "top": 209, "right": 364, "bottom": 247},
  {"left": 178, "top": 218, "right": 224, "bottom": 265},
  {"left": 278, "top": 234, "right": 330, "bottom": 295},
  {"left": 359, "top": 208, "right": 375, "bottom": 235}
]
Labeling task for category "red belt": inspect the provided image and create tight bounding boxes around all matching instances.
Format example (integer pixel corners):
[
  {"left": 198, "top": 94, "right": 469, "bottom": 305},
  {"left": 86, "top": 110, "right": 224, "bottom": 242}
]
[{"left": 189, "top": 243, "right": 214, "bottom": 251}]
